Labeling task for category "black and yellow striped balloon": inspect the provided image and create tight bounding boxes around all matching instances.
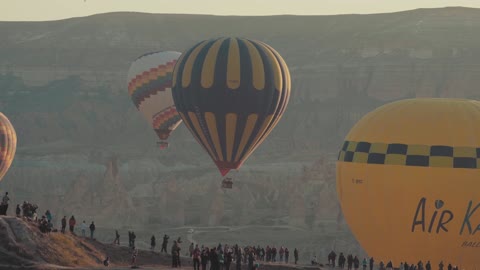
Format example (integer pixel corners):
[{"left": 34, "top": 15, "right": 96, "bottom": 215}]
[{"left": 172, "top": 37, "right": 290, "bottom": 176}]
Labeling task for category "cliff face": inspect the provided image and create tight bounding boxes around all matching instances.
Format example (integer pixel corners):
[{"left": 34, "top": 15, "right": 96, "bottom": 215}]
[{"left": 0, "top": 7, "right": 478, "bottom": 255}]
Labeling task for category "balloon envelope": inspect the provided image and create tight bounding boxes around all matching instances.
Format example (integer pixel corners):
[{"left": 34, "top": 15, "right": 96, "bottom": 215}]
[
  {"left": 171, "top": 37, "right": 290, "bottom": 176},
  {"left": 127, "top": 51, "right": 182, "bottom": 144},
  {"left": 337, "top": 98, "right": 480, "bottom": 269},
  {"left": 0, "top": 113, "right": 16, "bottom": 181}
]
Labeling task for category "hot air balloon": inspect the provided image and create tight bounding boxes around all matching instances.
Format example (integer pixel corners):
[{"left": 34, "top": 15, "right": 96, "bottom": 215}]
[
  {"left": 171, "top": 37, "right": 290, "bottom": 188},
  {"left": 337, "top": 98, "right": 480, "bottom": 269},
  {"left": 0, "top": 113, "right": 16, "bottom": 181},
  {"left": 127, "top": 51, "right": 182, "bottom": 149}
]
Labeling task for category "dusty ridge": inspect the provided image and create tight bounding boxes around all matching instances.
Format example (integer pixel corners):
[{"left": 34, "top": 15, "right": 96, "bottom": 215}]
[
  {"left": 0, "top": 216, "right": 104, "bottom": 269},
  {"left": 0, "top": 216, "right": 322, "bottom": 270}
]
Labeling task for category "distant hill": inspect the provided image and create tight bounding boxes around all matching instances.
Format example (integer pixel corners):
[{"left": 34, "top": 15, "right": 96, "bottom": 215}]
[{"left": 1, "top": 7, "right": 480, "bottom": 153}]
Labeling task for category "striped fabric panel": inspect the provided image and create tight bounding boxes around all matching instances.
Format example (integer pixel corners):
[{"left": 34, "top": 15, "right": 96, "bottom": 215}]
[
  {"left": 128, "top": 62, "right": 176, "bottom": 108},
  {"left": 152, "top": 107, "right": 182, "bottom": 131},
  {"left": 338, "top": 141, "right": 480, "bottom": 169}
]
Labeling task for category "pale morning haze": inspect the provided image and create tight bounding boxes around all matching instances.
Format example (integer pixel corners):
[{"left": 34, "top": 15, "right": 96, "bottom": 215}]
[
  {"left": 1, "top": 0, "right": 480, "bottom": 20},
  {"left": 2, "top": 0, "right": 480, "bottom": 268}
]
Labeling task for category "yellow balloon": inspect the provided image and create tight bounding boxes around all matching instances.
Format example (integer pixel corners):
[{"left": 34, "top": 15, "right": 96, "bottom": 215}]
[{"left": 337, "top": 99, "right": 480, "bottom": 269}]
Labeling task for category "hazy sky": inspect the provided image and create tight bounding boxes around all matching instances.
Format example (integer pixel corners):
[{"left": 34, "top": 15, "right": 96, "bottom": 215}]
[{"left": 1, "top": 0, "right": 480, "bottom": 21}]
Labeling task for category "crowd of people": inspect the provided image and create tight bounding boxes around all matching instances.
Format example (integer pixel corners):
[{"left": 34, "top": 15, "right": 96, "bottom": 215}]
[
  {"left": 1, "top": 191, "right": 97, "bottom": 239},
  {"left": 0, "top": 192, "right": 466, "bottom": 270},
  {"left": 142, "top": 237, "right": 300, "bottom": 270},
  {"left": 326, "top": 251, "right": 461, "bottom": 270}
]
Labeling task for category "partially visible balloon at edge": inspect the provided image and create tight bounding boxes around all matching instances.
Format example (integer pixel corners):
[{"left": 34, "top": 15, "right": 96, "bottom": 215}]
[{"left": 0, "top": 113, "right": 16, "bottom": 181}]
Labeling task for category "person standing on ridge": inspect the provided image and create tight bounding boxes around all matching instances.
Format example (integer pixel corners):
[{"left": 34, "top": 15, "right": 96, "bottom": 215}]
[
  {"left": 171, "top": 240, "right": 178, "bottom": 268},
  {"left": 61, "top": 216, "right": 67, "bottom": 233},
  {"left": 81, "top": 220, "right": 87, "bottom": 237},
  {"left": 426, "top": 261, "right": 432, "bottom": 270},
  {"left": 0, "top": 192, "right": 10, "bottom": 215},
  {"left": 362, "top": 258, "right": 368, "bottom": 270},
  {"left": 131, "top": 231, "right": 136, "bottom": 248},
  {"left": 161, "top": 234, "right": 169, "bottom": 253},
  {"left": 439, "top": 261, "right": 444, "bottom": 270},
  {"left": 192, "top": 244, "right": 201, "bottom": 270},
  {"left": 353, "top": 256, "right": 360, "bottom": 270},
  {"left": 89, "top": 221, "right": 95, "bottom": 239},
  {"left": 114, "top": 230, "right": 120, "bottom": 245},
  {"left": 369, "top": 257, "right": 374, "bottom": 270},
  {"left": 339, "top": 253, "right": 346, "bottom": 268},
  {"left": 294, "top": 248, "right": 299, "bottom": 265},
  {"left": 151, "top": 235, "right": 156, "bottom": 251},
  {"left": 347, "top": 255, "right": 354, "bottom": 270},
  {"left": 386, "top": 261, "right": 393, "bottom": 270},
  {"left": 128, "top": 231, "right": 132, "bottom": 247},
  {"left": 69, "top": 215, "right": 76, "bottom": 234},
  {"left": 45, "top": 210, "right": 52, "bottom": 223}
]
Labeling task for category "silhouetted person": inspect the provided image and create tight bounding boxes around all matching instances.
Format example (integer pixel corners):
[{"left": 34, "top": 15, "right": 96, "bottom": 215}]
[
  {"left": 61, "top": 216, "right": 67, "bottom": 233},
  {"left": 193, "top": 244, "right": 201, "bottom": 270},
  {"left": 439, "top": 261, "right": 444, "bottom": 270},
  {"left": 131, "top": 231, "right": 136, "bottom": 248},
  {"left": 151, "top": 235, "right": 156, "bottom": 251},
  {"left": 353, "top": 256, "right": 360, "bottom": 270},
  {"left": 45, "top": 210, "right": 52, "bottom": 222},
  {"left": 128, "top": 231, "right": 132, "bottom": 247},
  {"left": 114, "top": 230, "right": 120, "bottom": 245},
  {"left": 348, "top": 255, "right": 354, "bottom": 270},
  {"left": 172, "top": 240, "right": 179, "bottom": 268},
  {"left": 339, "top": 253, "right": 346, "bottom": 268},
  {"left": 81, "top": 220, "right": 87, "bottom": 237},
  {"left": 161, "top": 234, "right": 169, "bottom": 253},
  {"left": 386, "top": 261, "right": 393, "bottom": 270},
  {"left": 69, "top": 215, "right": 76, "bottom": 233},
  {"left": 426, "top": 261, "right": 431, "bottom": 270},
  {"left": 0, "top": 192, "right": 9, "bottom": 215},
  {"left": 236, "top": 249, "right": 242, "bottom": 270},
  {"left": 369, "top": 258, "right": 374, "bottom": 270},
  {"left": 15, "top": 204, "right": 21, "bottom": 217},
  {"left": 89, "top": 221, "right": 95, "bottom": 239},
  {"left": 201, "top": 247, "right": 210, "bottom": 270},
  {"left": 294, "top": 248, "right": 298, "bottom": 265}
]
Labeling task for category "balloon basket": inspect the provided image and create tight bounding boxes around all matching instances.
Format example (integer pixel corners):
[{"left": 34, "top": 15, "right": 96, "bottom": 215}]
[
  {"left": 221, "top": 178, "right": 233, "bottom": 189},
  {"left": 157, "top": 141, "right": 169, "bottom": 149}
]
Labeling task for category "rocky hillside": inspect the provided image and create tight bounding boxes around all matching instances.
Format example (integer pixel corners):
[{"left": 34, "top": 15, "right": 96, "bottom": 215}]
[
  {"left": 0, "top": 216, "right": 340, "bottom": 269},
  {"left": 0, "top": 7, "right": 479, "bottom": 257}
]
